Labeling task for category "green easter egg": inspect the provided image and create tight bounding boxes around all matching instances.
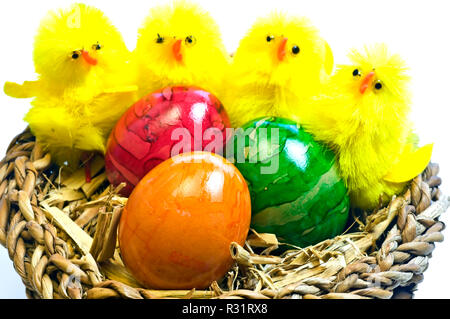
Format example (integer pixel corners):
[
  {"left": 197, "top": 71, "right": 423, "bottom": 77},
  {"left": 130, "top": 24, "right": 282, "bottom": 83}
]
[{"left": 229, "top": 117, "right": 350, "bottom": 247}]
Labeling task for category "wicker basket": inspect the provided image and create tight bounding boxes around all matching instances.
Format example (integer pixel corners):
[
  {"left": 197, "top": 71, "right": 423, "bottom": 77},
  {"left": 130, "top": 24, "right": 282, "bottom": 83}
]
[{"left": 0, "top": 128, "right": 448, "bottom": 299}]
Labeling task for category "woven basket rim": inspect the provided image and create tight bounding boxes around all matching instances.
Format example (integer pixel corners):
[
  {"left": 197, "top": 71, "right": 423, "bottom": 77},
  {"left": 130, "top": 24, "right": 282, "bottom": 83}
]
[{"left": 0, "top": 128, "right": 448, "bottom": 299}]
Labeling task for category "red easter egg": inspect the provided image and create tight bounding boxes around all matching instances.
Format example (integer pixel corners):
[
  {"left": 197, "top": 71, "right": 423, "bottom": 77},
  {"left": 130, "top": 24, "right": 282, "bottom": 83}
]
[
  {"left": 118, "top": 152, "right": 251, "bottom": 289},
  {"left": 105, "top": 86, "right": 231, "bottom": 196}
]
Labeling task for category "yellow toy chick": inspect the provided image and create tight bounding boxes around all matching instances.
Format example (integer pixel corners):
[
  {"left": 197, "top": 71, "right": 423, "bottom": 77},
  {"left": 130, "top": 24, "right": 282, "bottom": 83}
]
[
  {"left": 302, "top": 44, "right": 433, "bottom": 210},
  {"left": 4, "top": 3, "right": 137, "bottom": 173},
  {"left": 224, "top": 12, "right": 334, "bottom": 128},
  {"left": 133, "top": 0, "right": 230, "bottom": 100}
]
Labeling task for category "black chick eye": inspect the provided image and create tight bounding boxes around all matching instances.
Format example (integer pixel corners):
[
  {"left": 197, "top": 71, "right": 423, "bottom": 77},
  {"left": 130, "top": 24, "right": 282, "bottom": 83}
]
[
  {"left": 352, "top": 69, "right": 361, "bottom": 77},
  {"left": 93, "top": 43, "right": 101, "bottom": 50},
  {"left": 185, "top": 35, "right": 196, "bottom": 46},
  {"left": 292, "top": 45, "right": 300, "bottom": 54},
  {"left": 266, "top": 35, "right": 275, "bottom": 42},
  {"left": 374, "top": 81, "right": 383, "bottom": 90},
  {"left": 72, "top": 51, "right": 80, "bottom": 59},
  {"left": 156, "top": 34, "right": 164, "bottom": 44}
]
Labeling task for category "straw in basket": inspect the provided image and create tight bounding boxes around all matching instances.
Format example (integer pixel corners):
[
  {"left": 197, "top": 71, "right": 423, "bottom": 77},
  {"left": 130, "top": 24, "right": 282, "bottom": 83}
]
[{"left": 0, "top": 128, "right": 449, "bottom": 299}]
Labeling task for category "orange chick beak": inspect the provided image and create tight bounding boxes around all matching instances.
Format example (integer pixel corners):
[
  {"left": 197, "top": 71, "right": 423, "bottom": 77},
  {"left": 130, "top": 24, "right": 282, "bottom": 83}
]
[
  {"left": 360, "top": 71, "right": 375, "bottom": 94},
  {"left": 277, "top": 37, "right": 288, "bottom": 61},
  {"left": 172, "top": 39, "right": 183, "bottom": 62},
  {"left": 81, "top": 50, "right": 98, "bottom": 66}
]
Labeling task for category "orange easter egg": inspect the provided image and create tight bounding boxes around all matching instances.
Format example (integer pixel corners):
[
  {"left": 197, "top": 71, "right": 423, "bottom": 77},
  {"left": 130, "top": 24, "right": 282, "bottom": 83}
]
[{"left": 118, "top": 152, "right": 251, "bottom": 289}]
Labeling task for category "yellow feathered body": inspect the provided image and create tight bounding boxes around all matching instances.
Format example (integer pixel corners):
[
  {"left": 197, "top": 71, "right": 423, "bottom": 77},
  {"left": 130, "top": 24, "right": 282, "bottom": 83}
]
[
  {"left": 4, "top": 3, "right": 137, "bottom": 169},
  {"left": 223, "top": 12, "right": 334, "bottom": 128},
  {"left": 25, "top": 87, "right": 135, "bottom": 168},
  {"left": 133, "top": 0, "right": 230, "bottom": 100},
  {"left": 302, "top": 44, "right": 432, "bottom": 210}
]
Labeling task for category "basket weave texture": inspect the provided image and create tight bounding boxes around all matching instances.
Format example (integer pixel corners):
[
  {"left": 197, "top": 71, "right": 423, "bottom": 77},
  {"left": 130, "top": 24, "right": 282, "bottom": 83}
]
[{"left": 0, "top": 128, "right": 449, "bottom": 299}]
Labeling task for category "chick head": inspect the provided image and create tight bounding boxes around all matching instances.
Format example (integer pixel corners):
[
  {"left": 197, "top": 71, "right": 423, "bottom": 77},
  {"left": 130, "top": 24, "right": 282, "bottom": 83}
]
[
  {"left": 334, "top": 44, "right": 411, "bottom": 118},
  {"left": 33, "top": 3, "right": 128, "bottom": 85},
  {"left": 135, "top": 0, "right": 229, "bottom": 88},
  {"left": 232, "top": 12, "right": 333, "bottom": 93}
]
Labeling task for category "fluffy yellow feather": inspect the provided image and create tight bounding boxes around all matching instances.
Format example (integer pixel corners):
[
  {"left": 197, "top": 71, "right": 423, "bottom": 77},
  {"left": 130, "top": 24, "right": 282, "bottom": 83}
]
[
  {"left": 223, "top": 12, "right": 333, "bottom": 128},
  {"left": 4, "top": 3, "right": 137, "bottom": 169},
  {"left": 133, "top": 0, "right": 230, "bottom": 100},
  {"left": 302, "top": 44, "right": 433, "bottom": 210}
]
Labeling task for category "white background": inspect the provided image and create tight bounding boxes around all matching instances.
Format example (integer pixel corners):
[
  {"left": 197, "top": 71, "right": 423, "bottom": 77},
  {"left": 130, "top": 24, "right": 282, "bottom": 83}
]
[{"left": 0, "top": 0, "right": 449, "bottom": 299}]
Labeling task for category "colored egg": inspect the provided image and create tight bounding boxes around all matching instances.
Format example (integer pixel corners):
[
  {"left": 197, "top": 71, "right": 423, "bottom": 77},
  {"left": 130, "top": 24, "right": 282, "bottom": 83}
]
[
  {"left": 118, "top": 152, "right": 251, "bottom": 290},
  {"left": 229, "top": 117, "right": 350, "bottom": 247},
  {"left": 105, "top": 86, "right": 231, "bottom": 196}
]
